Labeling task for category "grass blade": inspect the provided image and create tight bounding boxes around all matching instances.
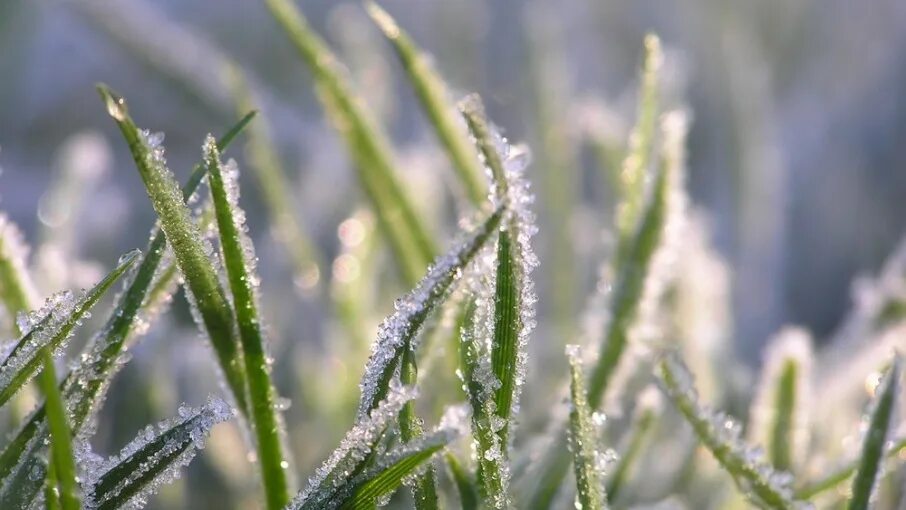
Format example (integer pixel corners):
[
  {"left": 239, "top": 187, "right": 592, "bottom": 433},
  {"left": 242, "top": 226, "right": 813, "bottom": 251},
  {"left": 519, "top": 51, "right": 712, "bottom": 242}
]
[
  {"left": 459, "top": 300, "right": 508, "bottom": 508},
  {"left": 264, "top": 0, "right": 436, "bottom": 285},
  {"left": 335, "top": 432, "right": 453, "bottom": 510},
  {"left": 748, "top": 328, "right": 813, "bottom": 473},
  {"left": 446, "top": 453, "right": 478, "bottom": 510},
  {"left": 0, "top": 112, "right": 255, "bottom": 507},
  {"left": 795, "top": 438, "right": 906, "bottom": 499},
  {"left": 293, "top": 385, "right": 417, "bottom": 509},
  {"left": 227, "top": 68, "right": 323, "bottom": 292},
  {"left": 39, "top": 349, "right": 80, "bottom": 510},
  {"left": 490, "top": 230, "right": 519, "bottom": 446},
  {"left": 204, "top": 137, "right": 291, "bottom": 509},
  {"left": 365, "top": 1, "right": 487, "bottom": 205},
  {"left": 658, "top": 351, "right": 804, "bottom": 510},
  {"left": 565, "top": 345, "right": 608, "bottom": 510},
  {"left": 398, "top": 347, "right": 439, "bottom": 510},
  {"left": 0, "top": 250, "right": 139, "bottom": 410},
  {"left": 0, "top": 214, "right": 38, "bottom": 335},
  {"left": 847, "top": 355, "right": 901, "bottom": 510},
  {"left": 356, "top": 206, "right": 502, "bottom": 418},
  {"left": 84, "top": 397, "right": 235, "bottom": 510},
  {"left": 97, "top": 84, "right": 250, "bottom": 417}
]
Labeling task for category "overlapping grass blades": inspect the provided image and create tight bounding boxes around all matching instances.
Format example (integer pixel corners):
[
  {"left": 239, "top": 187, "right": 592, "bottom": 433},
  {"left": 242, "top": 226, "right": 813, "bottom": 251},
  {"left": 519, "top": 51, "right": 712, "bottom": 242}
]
[
  {"left": 39, "top": 350, "right": 80, "bottom": 510},
  {"left": 847, "top": 355, "right": 901, "bottom": 510},
  {"left": 398, "top": 347, "right": 439, "bottom": 509},
  {"left": 0, "top": 112, "right": 254, "bottom": 507},
  {"left": 356, "top": 206, "right": 502, "bottom": 417},
  {"left": 0, "top": 249, "right": 139, "bottom": 409},
  {"left": 97, "top": 84, "right": 251, "bottom": 419},
  {"left": 658, "top": 351, "right": 806, "bottom": 509},
  {"left": 205, "top": 137, "right": 291, "bottom": 509},
  {"left": 265, "top": 0, "right": 436, "bottom": 286},
  {"left": 565, "top": 345, "right": 608, "bottom": 510},
  {"left": 365, "top": 1, "right": 487, "bottom": 206},
  {"left": 84, "top": 397, "right": 235, "bottom": 510}
]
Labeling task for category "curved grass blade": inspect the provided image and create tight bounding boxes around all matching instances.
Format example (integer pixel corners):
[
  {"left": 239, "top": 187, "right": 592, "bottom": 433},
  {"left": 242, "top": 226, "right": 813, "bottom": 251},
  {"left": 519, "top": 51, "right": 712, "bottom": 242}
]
[
  {"left": 0, "top": 250, "right": 139, "bottom": 410},
  {"left": 446, "top": 453, "right": 478, "bottom": 510},
  {"left": 97, "top": 84, "right": 249, "bottom": 417},
  {"left": 292, "top": 385, "right": 417, "bottom": 509},
  {"left": 565, "top": 345, "right": 609, "bottom": 510},
  {"left": 365, "top": 1, "right": 486, "bottom": 205},
  {"left": 334, "top": 432, "right": 452, "bottom": 510},
  {"left": 459, "top": 300, "right": 508, "bottom": 508},
  {"left": 796, "top": 438, "right": 906, "bottom": 499},
  {"left": 264, "top": 0, "right": 435, "bottom": 285},
  {"left": 847, "top": 355, "right": 901, "bottom": 510},
  {"left": 606, "top": 391, "right": 658, "bottom": 501},
  {"left": 0, "top": 112, "right": 255, "bottom": 507},
  {"left": 748, "top": 328, "right": 813, "bottom": 473},
  {"left": 658, "top": 351, "right": 804, "bottom": 510},
  {"left": 0, "top": 214, "right": 38, "bottom": 335},
  {"left": 39, "top": 349, "right": 80, "bottom": 510},
  {"left": 85, "top": 396, "right": 235, "bottom": 510},
  {"left": 227, "top": 68, "right": 323, "bottom": 292},
  {"left": 397, "top": 347, "right": 438, "bottom": 510},
  {"left": 204, "top": 137, "right": 290, "bottom": 509},
  {"left": 614, "top": 33, "right": 662, "bottom": 258},
  {"left": 357, "top": 206, "right": 502, "bottom": 418},
  {"left": 459, "top": 95, "right": 505, "bottom": 194}
]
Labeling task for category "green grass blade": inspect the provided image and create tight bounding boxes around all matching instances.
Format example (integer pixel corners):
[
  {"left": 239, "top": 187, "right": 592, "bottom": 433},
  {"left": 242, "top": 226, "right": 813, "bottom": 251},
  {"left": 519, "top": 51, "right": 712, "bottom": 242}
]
[
  {"left": 605, "top": 393, "right": 658, "bottom": 501},
  {"left": 339, "top": 433, "right": 450, "bottom": 510},
  {"left": 365, "top": 1, "right": 486, "bottom": 205},
  {"left": 490, "top": 230, "right": 520, "bottom": 446},
  {"left": 847, "top": 356, "right": 901, "bottom": 510},
  {"left": 0, "top": 214, "right": 38, "bottom": 335},
  {"left": 85, "top": 397, "right": 234, "bottom": 510},
  {"left": 45, "top": 451, "right": 61, "bottom": 510},
  {"left": 356, "top": 206, "right": 502, "bottom": 418},
  {"left": 615, "top": 34, "right": 662, "bottom": 258},
  {"left": 264, "top": 0, "right": 436, "bottom": 285},
  {"left": 397, "top": 347, "right": 438, "bottom": 510},
  {"left": 658, "top": 351, "right": 804, "bottom": 510},
  {"left": 38, "top": 350, "right": 80, "bottom": 510},
  {"left": 97, "top": 84, "right": 249, "bottom": 417},
  {"left": 565, "top": 345, "right": 608, "bottom": 510},
  {"left": 446, "top": 453, "right": 478, "bottom": 510},
  {"left": 227, "top": 68, "right": 323, "bottom": 292},
  {"left": 294, "top": 385, "right": 417, "bottom": 509},
  {"left": 795, "top": 438, "right": 906, "bottom": 499},
  {"left": 204, "top": 137, "right": 291, "bottom": 509},
  {"left": 0, "top": 112, "right": 254, "bottom": 508},
  {"left": 459, "top": 95, "right": 506, "bottom": 195},
  {"left": 0, "top": 250, "right": 139, "bottom": 410},
  {"left": 459, "top": 300, "right": 508, "bottom": 508}
]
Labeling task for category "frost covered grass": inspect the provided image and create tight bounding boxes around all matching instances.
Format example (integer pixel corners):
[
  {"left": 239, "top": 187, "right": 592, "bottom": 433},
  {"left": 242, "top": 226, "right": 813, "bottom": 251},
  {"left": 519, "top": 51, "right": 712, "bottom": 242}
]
[{"left": 1, "top": 2, "right": 906, "bottom": 510}]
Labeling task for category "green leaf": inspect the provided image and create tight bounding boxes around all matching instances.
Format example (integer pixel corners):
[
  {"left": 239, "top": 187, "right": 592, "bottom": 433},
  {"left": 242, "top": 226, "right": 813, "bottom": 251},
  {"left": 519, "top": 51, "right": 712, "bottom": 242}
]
[
  {"left": 397, "top": 347, "right": 438, "bottom": 510},
  {"left": 0, "top": 214, "right": 38, "bottom": 336},
  {"left": 445, "top": 453, "right": 478, "bottom": 510},
  {"left": 0, "top": 249, "right": 139, "bottom": 410},
  {"left": 85, "top": 397, "right": 234, "bottom": 510},
  {"left": 38, "top": 349, "right": 80, "bottom": 510},
  {"left": 204, "top": 137, "right": 290, "bottom": 510},
  {"left": 264, "top": 0, "right": 436, "bottom": 286},
  {"left": 0, "top": 112, "right": 255, "bottom": 508},
  {"left": 658, "top": 351, "right": 804, "bottom": 510},
  {"left": 459, "top": 300, "right": 507, "bottom": 508},
  {"left": 459, "top": 95, "right": 506, "bottom": 196},
  {"left": 848, "top": 356, "right": 901, "bottom": 510},
  {"left": 795, "top": 438, "right": 906, "bottom": 499},
  {"left": 490, "top": 230, "right": 520, "bottom": 446},
  {"left": 97, "top": 84, "right": 250, "bottom": 417},
  {"left": 565, "top": 346, "right": 608, "bottom": 510},
  {"left": 356, "top": 206, "right": 502, "bottom": 418},
  {"left": 365, "top": 1, "right": 486, "bottom": 206},
  {"left": 334, "top": 433, "right": 451, "bottom": 510}
]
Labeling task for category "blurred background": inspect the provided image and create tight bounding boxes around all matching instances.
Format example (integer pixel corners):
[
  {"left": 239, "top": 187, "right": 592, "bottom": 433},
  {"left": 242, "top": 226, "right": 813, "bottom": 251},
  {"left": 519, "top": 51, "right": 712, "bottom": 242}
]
[{"left": 1, "top": 0, "right": 906, "bottom": 507}]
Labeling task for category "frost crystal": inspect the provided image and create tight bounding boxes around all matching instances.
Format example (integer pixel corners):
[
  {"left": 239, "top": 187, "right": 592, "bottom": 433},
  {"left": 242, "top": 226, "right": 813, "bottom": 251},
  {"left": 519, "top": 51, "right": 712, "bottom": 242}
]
[{"left": 83, "top": 396, "right": 234, "bottom": 510}]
